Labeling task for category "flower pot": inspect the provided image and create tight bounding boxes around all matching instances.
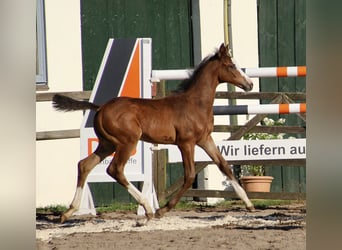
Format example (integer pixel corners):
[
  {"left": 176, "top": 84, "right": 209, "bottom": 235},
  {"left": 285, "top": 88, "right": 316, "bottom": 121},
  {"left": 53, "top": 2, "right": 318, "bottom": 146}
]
[{"left": 240, "top": 176, "right": 274, "bottom": 192}]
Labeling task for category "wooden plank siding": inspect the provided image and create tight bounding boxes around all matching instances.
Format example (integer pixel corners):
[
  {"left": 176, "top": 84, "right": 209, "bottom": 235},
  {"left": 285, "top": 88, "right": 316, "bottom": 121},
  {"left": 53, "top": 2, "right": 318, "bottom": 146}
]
[
  {"left": 258, "top": 0, "right": 306, "bottom": 193},
  {"left": 81, "top": 0, "right": 193, "bottom": 91}
]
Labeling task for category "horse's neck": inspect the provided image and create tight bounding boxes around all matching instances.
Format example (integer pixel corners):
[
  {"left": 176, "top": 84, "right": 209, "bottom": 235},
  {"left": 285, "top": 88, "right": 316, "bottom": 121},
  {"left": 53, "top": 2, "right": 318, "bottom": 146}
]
[{"left": 185, "top": 64, "right": 218, "bottom": 107}]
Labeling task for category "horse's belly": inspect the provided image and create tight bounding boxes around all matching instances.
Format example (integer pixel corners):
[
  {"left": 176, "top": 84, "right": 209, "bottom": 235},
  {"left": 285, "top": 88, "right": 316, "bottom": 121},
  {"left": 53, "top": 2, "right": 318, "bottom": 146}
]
[
  {"left": 140, "top": 126, "right": 176, "bottom": 144},
  {"left": 140, "top": 133, "right": 176, "bottom": 144}
]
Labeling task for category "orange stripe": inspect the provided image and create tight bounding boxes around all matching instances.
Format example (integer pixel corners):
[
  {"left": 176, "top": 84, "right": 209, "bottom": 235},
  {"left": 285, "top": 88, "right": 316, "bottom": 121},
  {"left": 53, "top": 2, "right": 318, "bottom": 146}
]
[
  {"left": 277, "top": 67, "right": 288, "bottom": 77},
  {"left": 279, "top": 104, "right": 290, "bottom": 114},
  {"left": 297, "top": 66, "right": 306, "bottom": 76},
  {"left": 88, "top": 138, "right": 98, "bottom": 156},
  {"left": 120, "top": 41, "right": 141, "bottom": 98},
  {"left": 300, "top": 103, "right": 306, "bottom": 113},
  {"left": 87, "top": 138, "right": 137, "bottom": 157}
]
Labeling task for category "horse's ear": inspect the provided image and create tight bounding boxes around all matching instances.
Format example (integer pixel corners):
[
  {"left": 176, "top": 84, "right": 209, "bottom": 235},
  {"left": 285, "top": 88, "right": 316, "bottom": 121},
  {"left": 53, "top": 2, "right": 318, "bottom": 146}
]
[
  {"left": 218, "top": 43, "right": 227, "bottom": 58},
  {"left": 225, "top": 44, "right": 232, "bottom": 57}
]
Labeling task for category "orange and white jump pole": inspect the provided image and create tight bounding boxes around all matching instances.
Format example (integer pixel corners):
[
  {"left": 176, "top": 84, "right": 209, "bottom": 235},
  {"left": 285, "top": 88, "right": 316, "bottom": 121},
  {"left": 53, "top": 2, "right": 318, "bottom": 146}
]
[
  {"left": 150, "top": 66, "right": 306, "bottom": 81},
  {"left": 213, "top": 103, "right": 306, "bottom": 115},
  {"left": 242, "top": 66, "right": 306, "bottom": 78}
]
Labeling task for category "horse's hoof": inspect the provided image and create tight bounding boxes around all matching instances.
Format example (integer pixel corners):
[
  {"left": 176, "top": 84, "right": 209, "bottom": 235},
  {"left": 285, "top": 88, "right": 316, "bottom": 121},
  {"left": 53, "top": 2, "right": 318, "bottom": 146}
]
[
  {"left": 155, "top": 209, "right": 164, "bottom": 218},
  {"left": 135, "top": 219, "right": 148, "bottom": 227},
  {"left": 146, "top": 213, "right": 154, "bottom": 220},
  {"left": 60, "top": 214, "right": 68, "bottom": 224},
  {"left": 247, "top": 205, "right": 256, "bottom": 212}
]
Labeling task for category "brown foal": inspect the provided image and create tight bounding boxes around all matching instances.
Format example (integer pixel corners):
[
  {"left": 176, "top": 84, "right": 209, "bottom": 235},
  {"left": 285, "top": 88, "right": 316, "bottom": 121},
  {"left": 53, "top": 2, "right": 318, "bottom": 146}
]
[{"left": 53, "top": 43, "right": 255, "bottom": 223}]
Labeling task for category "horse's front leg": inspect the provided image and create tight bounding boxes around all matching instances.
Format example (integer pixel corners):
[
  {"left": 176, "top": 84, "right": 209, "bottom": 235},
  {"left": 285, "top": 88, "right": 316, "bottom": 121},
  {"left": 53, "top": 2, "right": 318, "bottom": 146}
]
[
  {"left": 156, "top": 143, "right": 196, "bottom": 218},
  {"left": 198, "top": 136, "right": 255, "bottom": 211}
]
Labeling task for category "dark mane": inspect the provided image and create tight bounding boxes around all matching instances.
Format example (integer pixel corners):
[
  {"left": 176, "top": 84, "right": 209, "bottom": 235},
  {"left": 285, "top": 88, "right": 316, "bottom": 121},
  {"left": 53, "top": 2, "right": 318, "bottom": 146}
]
[{"left": 173, "top": 51, "right": 219, "bottom": 93}]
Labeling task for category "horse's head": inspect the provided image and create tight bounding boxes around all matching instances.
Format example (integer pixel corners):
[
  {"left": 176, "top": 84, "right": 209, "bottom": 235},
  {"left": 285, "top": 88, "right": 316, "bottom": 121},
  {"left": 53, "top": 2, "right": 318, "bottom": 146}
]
[{"left": 216, "top": 43, "right": 253, "bottom": 92}]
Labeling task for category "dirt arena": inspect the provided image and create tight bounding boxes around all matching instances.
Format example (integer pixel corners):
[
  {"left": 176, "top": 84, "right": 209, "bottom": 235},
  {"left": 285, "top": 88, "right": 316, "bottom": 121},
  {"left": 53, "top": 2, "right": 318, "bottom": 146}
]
[{"left": 36, "top": 202, "right": 306, "bottom": 250}]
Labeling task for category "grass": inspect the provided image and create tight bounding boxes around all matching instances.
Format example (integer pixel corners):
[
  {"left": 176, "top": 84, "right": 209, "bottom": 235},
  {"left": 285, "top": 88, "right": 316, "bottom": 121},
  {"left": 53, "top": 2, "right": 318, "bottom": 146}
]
[
  {"left": 36, "top": 205, "right": 68, "bottom": 215},
  {"left": 95, "top": 202, "right": 138, "bottom": 213},
  {"left": 174, "top": 199, "right": 296, "bottom": 210},
  {"left": 36, "top": 199, "right": 301, "bottom": 215},
  {"left": 249, "top": 199, "right": 294, "bottom": 209}
]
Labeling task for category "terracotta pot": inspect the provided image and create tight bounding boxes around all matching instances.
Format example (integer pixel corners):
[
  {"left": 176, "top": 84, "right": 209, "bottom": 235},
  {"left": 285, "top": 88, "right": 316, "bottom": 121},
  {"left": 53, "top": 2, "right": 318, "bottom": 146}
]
[{"left": 240, "top": 176, "right": 274, "bottom": 192}]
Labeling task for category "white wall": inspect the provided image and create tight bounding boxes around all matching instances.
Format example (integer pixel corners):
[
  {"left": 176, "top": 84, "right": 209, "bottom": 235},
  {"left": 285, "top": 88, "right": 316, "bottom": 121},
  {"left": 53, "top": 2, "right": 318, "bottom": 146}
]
[
  {"left": 199, "top": 0, "right": 225, "bottom": 55},
  {"left": 231, "top": 0, "right": 260, "bottom": 125},
  {"left": 199, "top": 0, "right": 259, "bottom": 138},
  {"left": 36, "top": 0, "right": 83, "bottom": 207}
]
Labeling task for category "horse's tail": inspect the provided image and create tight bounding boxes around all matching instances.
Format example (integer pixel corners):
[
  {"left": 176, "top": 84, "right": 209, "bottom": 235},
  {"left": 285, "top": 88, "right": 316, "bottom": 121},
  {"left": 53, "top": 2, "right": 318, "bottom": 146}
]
[{"left": 52, "top": 94, "right": 100, "bottom": 112}]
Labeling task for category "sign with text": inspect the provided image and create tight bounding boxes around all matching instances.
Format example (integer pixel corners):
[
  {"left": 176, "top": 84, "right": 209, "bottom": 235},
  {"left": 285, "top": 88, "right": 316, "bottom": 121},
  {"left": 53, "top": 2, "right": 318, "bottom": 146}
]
[
  {"left": 77, "top": 38, "right": 159, "bottom": 216},
  {"left": 80, "top": 129, "right": 146, "bottom": 182},
  {"left": 80, "top": 38, "right": 152, "bottom": 183},
  {"left": 161, "top": 139, "right": 306, "bottom": 163}
]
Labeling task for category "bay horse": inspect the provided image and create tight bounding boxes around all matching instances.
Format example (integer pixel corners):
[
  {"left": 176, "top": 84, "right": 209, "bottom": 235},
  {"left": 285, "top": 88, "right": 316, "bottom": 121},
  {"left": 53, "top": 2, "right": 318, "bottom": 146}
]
[{"left": 53, "top": 43, "right": 255, "bottom": 223}]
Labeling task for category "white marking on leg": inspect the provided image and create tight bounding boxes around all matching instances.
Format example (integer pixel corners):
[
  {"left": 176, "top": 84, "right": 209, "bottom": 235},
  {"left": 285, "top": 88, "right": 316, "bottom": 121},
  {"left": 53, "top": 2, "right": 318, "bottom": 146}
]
[
  {"left": 70, "top": 187, "right": 83, "bottom": 209},
  {"left": 127, "top": 183, "right": 154, "bottom": 215},
  {"left": 230, "top": 180, "right": 253, "bottom": 208}
]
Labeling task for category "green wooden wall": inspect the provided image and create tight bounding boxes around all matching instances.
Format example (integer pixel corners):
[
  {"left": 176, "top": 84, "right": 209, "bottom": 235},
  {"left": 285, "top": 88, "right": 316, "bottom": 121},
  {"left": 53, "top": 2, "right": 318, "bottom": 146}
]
[
  {"left": 81, "top": 0, "right": 193, "bottom": 90},
  {"left": 258, "top": 0, "right": 306, "bottom": 193},
  {"left": 81, "top": 0, "right": 194, "bottom": 205}
]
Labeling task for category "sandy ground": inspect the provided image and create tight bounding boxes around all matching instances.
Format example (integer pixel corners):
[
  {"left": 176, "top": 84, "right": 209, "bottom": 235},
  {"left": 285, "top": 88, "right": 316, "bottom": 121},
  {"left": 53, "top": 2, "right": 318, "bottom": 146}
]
[{"left": 36, "top": 203, "right": 306, "bottom": 250}]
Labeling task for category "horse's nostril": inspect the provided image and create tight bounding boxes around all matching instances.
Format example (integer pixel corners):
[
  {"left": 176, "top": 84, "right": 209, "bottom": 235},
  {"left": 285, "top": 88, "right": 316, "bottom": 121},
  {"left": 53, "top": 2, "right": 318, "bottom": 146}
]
[{"left": 245, "top": 82, "right": 253, "bottom": 92}]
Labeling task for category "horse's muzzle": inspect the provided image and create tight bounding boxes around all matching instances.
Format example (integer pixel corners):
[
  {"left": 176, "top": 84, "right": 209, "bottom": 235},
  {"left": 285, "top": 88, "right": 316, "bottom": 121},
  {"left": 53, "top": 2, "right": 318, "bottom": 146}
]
[{"left": 244, "top": 82, "right": 253, "bottom": 92}]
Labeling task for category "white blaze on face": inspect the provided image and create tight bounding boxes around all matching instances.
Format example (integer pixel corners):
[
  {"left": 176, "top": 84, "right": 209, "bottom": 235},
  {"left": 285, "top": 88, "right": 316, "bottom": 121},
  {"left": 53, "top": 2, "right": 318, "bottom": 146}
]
[{"left": 231, "top": 58, "right": 253, "bottom": 85}]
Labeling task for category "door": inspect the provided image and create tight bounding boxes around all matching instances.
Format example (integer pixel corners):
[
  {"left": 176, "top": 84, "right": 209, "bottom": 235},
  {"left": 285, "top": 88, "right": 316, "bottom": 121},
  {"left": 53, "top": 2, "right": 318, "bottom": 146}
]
[{"left": 258, "top": 0, "right": 306, "bottom": 193}]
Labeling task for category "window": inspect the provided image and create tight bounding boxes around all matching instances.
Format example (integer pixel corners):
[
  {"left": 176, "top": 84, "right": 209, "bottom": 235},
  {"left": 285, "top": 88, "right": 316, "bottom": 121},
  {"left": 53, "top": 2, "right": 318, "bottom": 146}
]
[{"left": 36, "top": 0, "right": 47, "bottom": 88}]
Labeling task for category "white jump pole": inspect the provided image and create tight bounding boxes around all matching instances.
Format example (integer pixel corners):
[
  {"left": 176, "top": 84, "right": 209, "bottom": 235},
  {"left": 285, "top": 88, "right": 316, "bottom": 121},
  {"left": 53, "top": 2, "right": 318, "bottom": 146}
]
[{"left": 150, "top": 66, "right": 306, "bottom": 82}]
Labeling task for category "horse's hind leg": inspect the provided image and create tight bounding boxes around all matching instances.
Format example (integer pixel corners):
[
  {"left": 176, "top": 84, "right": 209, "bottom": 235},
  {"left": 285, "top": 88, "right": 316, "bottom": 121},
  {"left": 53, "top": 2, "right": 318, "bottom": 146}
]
[
  {"left": 61, "top": 143, "right": 114, "bottom": 223},
  {"left": 106, "top": 144, "right": 154, "bottom": 219},
  {"left": 156, "top": 143, "right": 196, "bottom": 218},
  {"left": 198, "top": 136, "right": 254, "bottom": 211}
]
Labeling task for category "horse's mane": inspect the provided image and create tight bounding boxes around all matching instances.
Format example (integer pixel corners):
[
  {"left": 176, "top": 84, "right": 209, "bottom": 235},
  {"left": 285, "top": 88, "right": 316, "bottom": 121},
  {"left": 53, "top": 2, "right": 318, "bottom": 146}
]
[{"left": 173, "top": 50, "right": 220, "bottom": 93}]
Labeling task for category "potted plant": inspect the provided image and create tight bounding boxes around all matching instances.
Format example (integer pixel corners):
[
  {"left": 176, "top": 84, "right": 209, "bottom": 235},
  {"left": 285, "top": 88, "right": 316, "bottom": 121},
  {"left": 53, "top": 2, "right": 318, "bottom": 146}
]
[{"left": 239, "top": 117, "right": 289, "bottom": 192}]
